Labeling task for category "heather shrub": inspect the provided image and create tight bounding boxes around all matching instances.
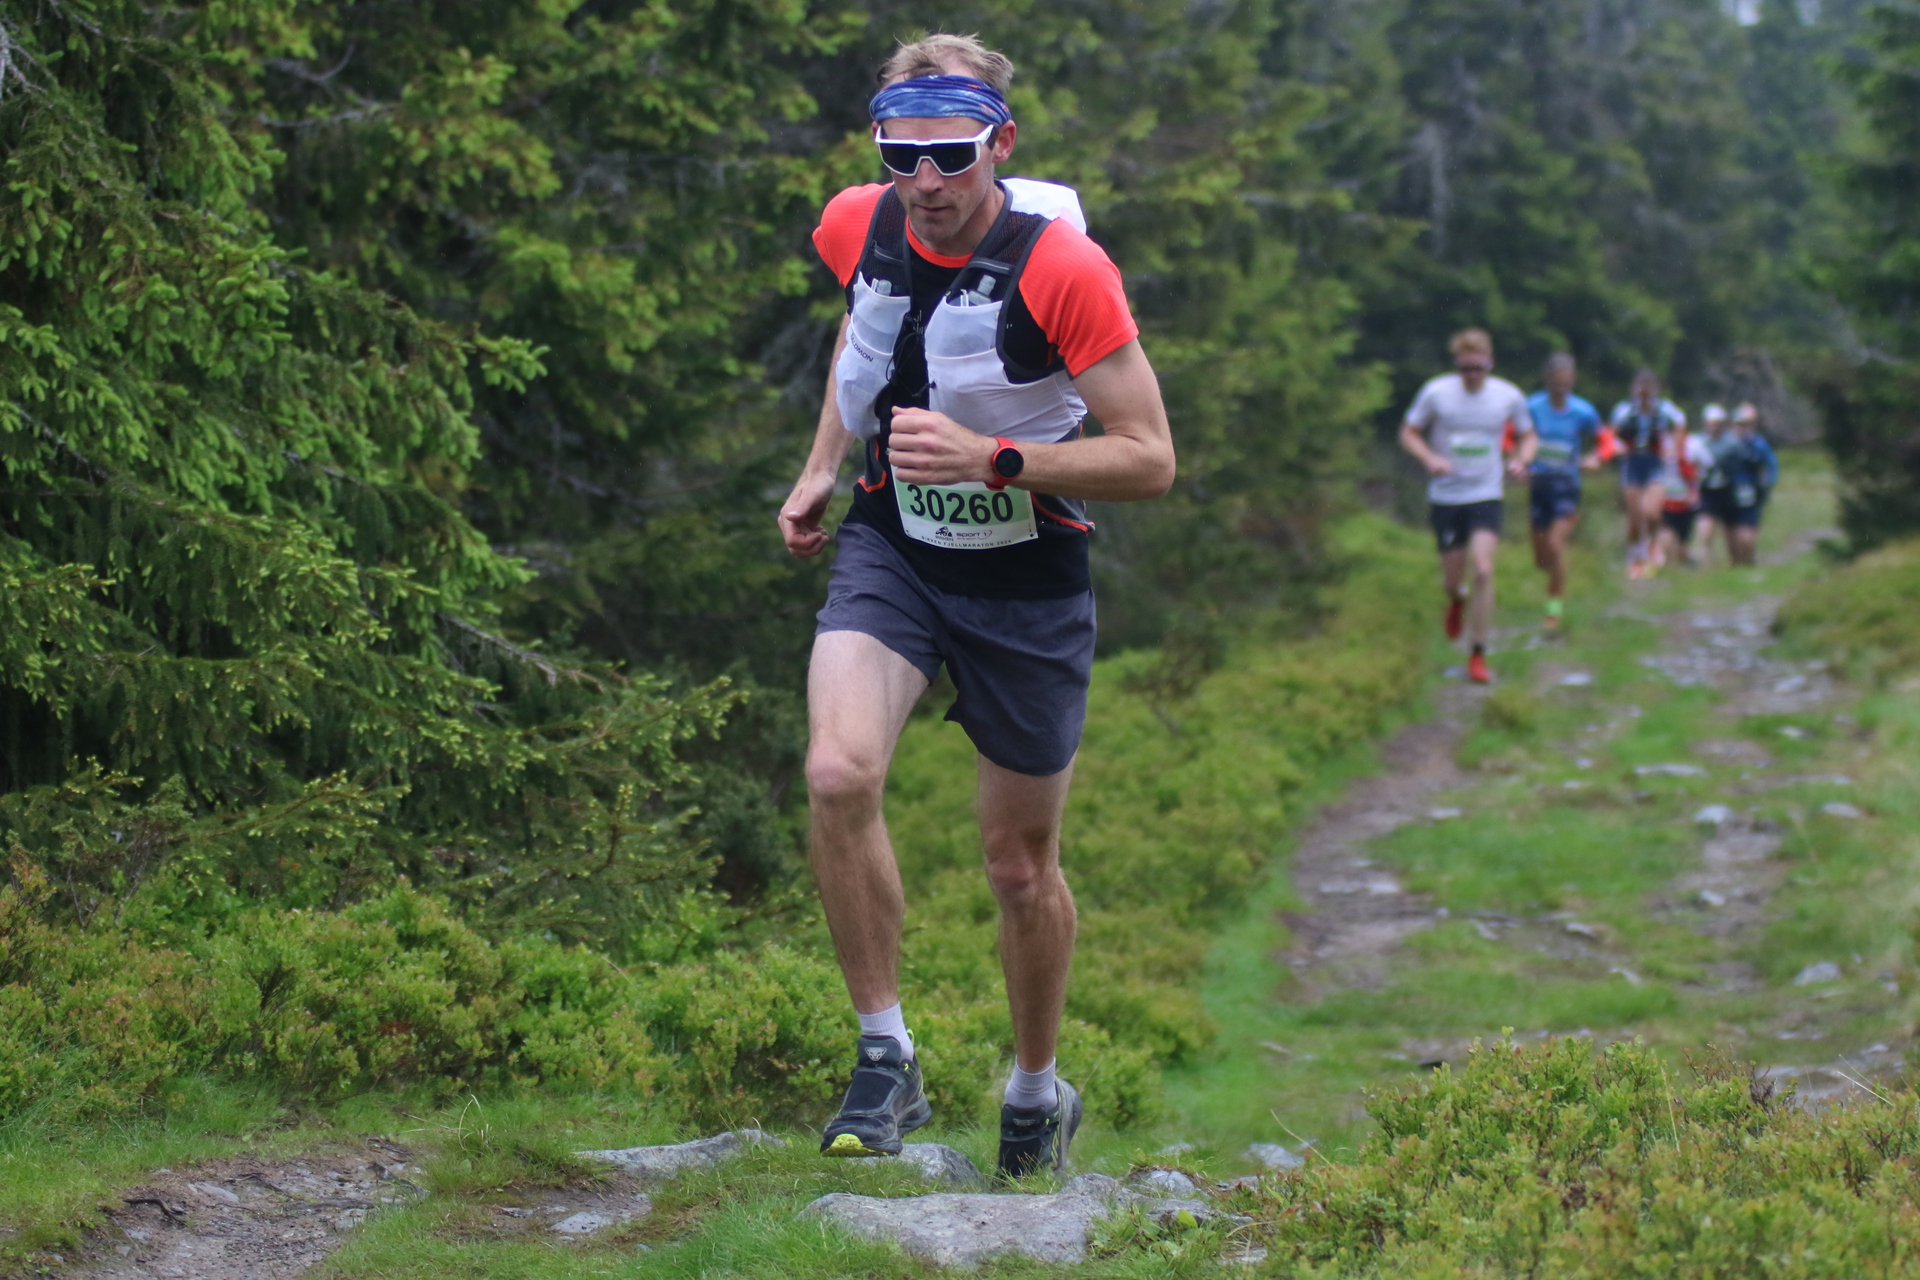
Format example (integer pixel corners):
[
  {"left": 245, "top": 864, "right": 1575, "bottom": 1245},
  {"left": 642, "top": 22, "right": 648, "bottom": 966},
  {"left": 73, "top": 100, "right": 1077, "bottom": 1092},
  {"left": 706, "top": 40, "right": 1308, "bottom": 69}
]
[
  {"left": 1244, "top": 1036, "right": 1920, "bottom": 1276},
  {"left": 1776, "top": 538, "right": 1920, "bottom": 681}
]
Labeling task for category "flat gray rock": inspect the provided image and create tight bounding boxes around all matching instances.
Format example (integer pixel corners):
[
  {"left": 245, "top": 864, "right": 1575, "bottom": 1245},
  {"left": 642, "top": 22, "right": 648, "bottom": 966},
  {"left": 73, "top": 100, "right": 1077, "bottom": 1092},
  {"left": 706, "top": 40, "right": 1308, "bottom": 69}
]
[
  {"left": 1245, "top": 1142, "right": 1305, "bottom": 1170},
  {"left": 893, "top": 1143, "right": 988, "bottom": 1189},
  {"left": 577, "top": 1129, "right": 784, "bottom": 1181},
  {"left": 1793, "top": 961, "right": 1842, "bottom": 986},
  {"left": 1129, "top": 1168, "right": 1198, "bottom": 1196},
  {"left": 1635, "top": 763, "right": 1706, "bottom": 778},
  {"left": 804, "top": 1187, "right": 1117, "bottom": 1266}
]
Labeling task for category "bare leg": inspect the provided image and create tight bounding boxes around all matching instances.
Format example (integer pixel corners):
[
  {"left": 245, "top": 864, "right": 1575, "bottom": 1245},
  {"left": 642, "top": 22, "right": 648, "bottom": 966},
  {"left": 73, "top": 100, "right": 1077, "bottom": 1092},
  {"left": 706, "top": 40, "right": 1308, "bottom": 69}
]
[
  {"left": 1622, "top": 485, "right": 1648, "bottom": 553},
  {"left": 1698, "top": 516, "right": 1721, "bottom": 566},
  {"left": 1440, "top": 546, "right": 1468, "bottom": 607},
  {"left": 1640, "top": 487, "right": 1666, "bottom": 556},
  {"left": 978, "top": 755, "right": 1077, "bottom": 1072},
  {"left": 1466, "top": 528, "right": 1498, "bottom": 647},
  {"left": 1536, "top": 514, "right": 1577, "bottom": 598},
  {"left": 1731, "top": 525, "right": 1758, "bottom": 566},
  {"left": 805, "top": 630, "right": 931, "bottom": 1014}
]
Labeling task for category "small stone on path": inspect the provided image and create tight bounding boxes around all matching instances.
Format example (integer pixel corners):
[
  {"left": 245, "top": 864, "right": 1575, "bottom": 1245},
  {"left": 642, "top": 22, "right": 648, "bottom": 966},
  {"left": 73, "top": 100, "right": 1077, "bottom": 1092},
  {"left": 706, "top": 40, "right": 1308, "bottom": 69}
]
[
  {"left": 577, "top": 1129, "right": 784, "bottom": 1182},
  {"left": 893, "top": 1143, "right": 987, "bottom": 1189},
  {"left": 1428, "top": 807, "right": 1462, "bottom": 821},
  {"left": 1793, "top": 961, "right": 1842, "bottom": 986},
  {"left": 1557, "top": 671, "right": 1594, "bottom": 686},
  {"left": 1820, "top": 801, "right": 1864, "bottom": 819},
  {"left": 1694, "top": 804, "right": 1733, "bottom": 825},
  {"left": 187, "top": 1182, "right": 240, "bottom": 1206},
  {"left": 1635, "top": 763, "right": 1706, "bottom": 778},
  {"left": 804, "top": 1174, "right": 1127, "bottom": 1267},
  {"left": 1779, "top": 725, "right": 1808, "bottom": 740},
  {"left": 1698, "top": 889, "right": 1727, "bottom": 907},
  {"left": 1245, "top": 1142, "right": 1305, "bottom": 1170},
  {"left": 1129, "top": 1168, "right": 1198, "bottom": 1196}
]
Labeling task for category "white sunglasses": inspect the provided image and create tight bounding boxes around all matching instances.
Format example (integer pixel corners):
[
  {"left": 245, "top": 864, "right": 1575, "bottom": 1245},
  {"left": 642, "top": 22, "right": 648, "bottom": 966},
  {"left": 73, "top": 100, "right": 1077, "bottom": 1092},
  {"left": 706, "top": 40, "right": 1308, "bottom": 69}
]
[{"left": 873, "top": 124, "right": 996, "bottom": 177}]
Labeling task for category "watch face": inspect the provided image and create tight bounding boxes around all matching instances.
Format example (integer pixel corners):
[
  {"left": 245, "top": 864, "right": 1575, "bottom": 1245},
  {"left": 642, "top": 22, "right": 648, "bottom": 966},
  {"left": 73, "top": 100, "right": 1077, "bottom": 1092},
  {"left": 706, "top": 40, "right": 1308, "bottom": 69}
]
[{"left": 994, "top": 446, "right": 1024, "bottom": 479}]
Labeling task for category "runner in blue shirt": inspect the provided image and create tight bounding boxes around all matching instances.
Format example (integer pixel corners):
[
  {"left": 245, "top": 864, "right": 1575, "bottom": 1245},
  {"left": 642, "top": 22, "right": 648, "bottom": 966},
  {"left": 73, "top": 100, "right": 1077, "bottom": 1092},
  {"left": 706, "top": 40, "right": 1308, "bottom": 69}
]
[{"left": 1526, "top": 353, "right": 1606, "bottom": 630}]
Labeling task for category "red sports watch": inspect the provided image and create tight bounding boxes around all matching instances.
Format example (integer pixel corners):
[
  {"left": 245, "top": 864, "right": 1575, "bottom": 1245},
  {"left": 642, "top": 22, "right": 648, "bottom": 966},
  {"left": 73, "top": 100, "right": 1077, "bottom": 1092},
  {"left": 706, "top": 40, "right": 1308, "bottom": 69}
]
[{"left": 986, "top": 437, "right": 1024, "bottom": 491}]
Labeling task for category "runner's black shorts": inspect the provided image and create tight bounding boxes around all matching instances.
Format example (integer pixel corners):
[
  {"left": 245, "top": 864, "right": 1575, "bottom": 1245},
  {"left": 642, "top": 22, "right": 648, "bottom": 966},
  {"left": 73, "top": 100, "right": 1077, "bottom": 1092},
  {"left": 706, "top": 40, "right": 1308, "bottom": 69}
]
[
  {"left": 1620, "top": 452, "right": 1662, "bottom": 488},
  {"left": 1661, "top": 507, "right": 1698, "bottom": 542},
  {"left": 1700, "top": 486, "right": 1764, "bottom": 528},
  {"left": 1429, "top": 499, "right": 1504, "bottom": 552},
  {"left": 1528, "top": 473, "right": 1581, "bottom": 532},
  {"left": 815, "top": 523, "right": 1095, "bottom": 777}
]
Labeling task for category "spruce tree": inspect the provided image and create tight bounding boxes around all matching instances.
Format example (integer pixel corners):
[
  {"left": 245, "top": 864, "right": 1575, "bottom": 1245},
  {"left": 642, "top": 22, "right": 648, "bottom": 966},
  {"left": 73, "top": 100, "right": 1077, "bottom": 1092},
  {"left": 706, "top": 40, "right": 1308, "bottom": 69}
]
[
  {"left": 1821, "top": 0, "right": 1920, "bottom": 545},
  {"left": 0, "top": 1, "right": 727, "bottom": 955}
]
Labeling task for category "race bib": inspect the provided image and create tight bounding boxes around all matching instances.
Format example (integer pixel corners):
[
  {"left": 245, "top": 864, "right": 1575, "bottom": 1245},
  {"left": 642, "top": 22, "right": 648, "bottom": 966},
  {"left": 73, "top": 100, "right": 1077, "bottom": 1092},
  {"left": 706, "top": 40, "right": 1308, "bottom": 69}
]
[
  {"left": 1735, "top": 483, "right": 1757, "bottom": 508},
  {"left": 1449, "top": 434, "right": 1495, "bottom": 459},
  {"left": 1537, "top": 439, "right": 1574, "bottom": 463},
  {"left": 894, "top": 475, "right": 1038, "bottom": 550}
]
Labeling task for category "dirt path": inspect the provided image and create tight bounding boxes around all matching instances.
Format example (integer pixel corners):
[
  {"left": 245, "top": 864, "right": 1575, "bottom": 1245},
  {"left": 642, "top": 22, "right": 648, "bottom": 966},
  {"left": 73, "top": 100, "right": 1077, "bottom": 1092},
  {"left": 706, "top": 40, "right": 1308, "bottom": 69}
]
[
  {"left": 1279, "top": 682, "right": 1481, "bottom": 996},
  {"left": 1273, "top": 525, "right": 1906, "bottom": 1102}
]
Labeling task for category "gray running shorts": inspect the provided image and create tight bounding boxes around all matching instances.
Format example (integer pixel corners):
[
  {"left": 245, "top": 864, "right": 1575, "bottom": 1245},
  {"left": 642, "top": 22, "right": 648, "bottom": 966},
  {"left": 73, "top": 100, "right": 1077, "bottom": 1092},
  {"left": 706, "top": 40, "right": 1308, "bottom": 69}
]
[{"left": 815, "top": 523, "right": 1095, "bottom": 777}]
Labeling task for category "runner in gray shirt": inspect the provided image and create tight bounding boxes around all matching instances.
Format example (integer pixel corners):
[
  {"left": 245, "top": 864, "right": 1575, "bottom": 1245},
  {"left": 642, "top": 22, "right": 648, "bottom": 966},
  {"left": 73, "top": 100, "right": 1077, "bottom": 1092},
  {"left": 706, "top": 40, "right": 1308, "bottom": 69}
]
[{"left": 1398, "top": 328, "right": 1535, "bottom": 684}]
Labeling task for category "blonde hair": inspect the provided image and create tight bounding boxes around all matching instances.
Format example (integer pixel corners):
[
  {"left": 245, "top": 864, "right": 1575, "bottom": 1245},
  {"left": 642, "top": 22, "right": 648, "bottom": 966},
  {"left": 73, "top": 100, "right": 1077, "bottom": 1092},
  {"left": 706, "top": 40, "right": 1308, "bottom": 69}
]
[
  {"left": 880, "top": 33, "right": 1014, "bottom": 92},
  {"left": 1449, "top": 328, "right": 1493, "bottom": 359}
]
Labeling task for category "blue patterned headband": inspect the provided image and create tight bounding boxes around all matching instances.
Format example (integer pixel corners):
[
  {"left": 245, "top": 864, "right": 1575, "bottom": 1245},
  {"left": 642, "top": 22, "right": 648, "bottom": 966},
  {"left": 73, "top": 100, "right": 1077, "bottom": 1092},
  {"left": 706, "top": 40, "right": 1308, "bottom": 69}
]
[{"left": 869, "top": 74, "right": 1012, "bottom": 127}]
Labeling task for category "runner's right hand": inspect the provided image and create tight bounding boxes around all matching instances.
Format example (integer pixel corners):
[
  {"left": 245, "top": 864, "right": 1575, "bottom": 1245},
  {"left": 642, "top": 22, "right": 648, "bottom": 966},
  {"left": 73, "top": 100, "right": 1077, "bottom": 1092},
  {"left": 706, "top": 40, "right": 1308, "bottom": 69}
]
[
  {"left": 779, "top": 470, "right": 837, "bottom": 559},
  {"left": 1424, "top": 456, "right": 1454, "bottom": 478}
]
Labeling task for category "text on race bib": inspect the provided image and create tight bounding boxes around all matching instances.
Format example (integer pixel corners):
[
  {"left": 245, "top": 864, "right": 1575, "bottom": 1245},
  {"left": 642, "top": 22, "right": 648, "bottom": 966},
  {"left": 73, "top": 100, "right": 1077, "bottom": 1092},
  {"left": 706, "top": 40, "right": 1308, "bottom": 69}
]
[{"left": 893, "top": 474, "right": 1039, "bottom": 550}]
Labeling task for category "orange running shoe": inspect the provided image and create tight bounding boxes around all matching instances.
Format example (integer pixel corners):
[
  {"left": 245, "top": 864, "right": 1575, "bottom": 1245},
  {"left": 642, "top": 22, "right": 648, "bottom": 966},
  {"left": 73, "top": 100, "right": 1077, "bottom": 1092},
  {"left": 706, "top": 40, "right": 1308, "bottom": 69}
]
[
  {"left": 1444, "top": 595, "right": 1465, "bottom": 641},
  {"left": 1467, "top": 650, "right": 1491, "bottom": 684}
]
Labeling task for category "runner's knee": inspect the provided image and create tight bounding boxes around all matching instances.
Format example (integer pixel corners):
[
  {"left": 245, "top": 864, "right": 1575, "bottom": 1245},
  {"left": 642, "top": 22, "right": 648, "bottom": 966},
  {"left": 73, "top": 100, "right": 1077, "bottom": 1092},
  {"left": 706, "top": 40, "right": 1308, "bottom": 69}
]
[
  {"left": 806, "top": 746, "right": 888, "bottom": 814},
  {"left": 984, "top": 853, "right": 1061, "bottom": 906}
]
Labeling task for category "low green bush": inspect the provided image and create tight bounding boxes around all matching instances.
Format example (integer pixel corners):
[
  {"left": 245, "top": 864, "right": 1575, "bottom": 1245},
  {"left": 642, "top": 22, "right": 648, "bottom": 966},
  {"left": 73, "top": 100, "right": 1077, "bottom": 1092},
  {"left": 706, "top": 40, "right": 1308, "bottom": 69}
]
[
  {"left": 1244, "top": 1035, "right": 1920, "bottom": 1276},
  {"left": 1776, "top": 538, "right": 1920, "bottom": 681}
]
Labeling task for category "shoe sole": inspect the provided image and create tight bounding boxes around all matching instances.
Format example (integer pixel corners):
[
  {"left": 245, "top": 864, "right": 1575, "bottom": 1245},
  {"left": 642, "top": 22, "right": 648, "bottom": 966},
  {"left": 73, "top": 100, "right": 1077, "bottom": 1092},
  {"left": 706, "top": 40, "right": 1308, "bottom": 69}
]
[{"left": 820, "top": 1096, "right": 933, "bottom": 1158}]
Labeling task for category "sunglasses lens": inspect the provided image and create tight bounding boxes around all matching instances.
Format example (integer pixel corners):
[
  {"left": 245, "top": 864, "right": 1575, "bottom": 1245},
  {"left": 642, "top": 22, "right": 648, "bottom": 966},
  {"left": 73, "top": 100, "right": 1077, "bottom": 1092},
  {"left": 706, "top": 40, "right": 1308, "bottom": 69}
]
[{"left": 875, "top": 137, "right": 982, "bottom": 177}]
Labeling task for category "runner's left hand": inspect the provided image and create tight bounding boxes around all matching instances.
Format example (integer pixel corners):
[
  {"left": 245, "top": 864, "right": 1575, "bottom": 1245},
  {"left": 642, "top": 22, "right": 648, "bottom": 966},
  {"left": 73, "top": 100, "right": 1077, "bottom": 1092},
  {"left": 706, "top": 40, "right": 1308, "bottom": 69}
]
[
  {"left": 889, "top": 407, "right": 996, "bottom": 485},
  {"left": 1505, "top": 458, "right": 1529, "bottom": 481}
]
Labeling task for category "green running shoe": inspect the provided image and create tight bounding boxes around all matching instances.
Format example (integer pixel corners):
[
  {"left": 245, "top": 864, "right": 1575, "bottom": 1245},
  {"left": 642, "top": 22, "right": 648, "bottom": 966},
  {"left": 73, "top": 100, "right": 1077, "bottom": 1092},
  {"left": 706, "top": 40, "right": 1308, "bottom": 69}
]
[
  {"left": 820, "top": 1035, "right": 932, "bottom": 1157},
  {"left": 995, "top": 1078, "right": 1082, "bottom": 1179}
]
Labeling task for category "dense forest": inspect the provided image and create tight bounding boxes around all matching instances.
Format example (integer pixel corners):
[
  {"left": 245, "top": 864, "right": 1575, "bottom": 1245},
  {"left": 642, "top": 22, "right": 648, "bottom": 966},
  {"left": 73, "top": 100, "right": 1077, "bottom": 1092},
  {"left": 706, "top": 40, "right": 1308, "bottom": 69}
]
[{"left": 1, "top": 0, "right": 1917, "bottom": 1119}]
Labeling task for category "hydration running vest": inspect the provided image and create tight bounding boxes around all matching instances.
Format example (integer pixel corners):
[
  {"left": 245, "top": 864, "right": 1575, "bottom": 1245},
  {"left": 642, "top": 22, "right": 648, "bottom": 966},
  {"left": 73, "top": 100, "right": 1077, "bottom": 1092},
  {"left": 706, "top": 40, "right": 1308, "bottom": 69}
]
[
  {"left": 836, "top": 181, "right": 1093, "bottom": 449},
  {"left": 835, "top": 180, "right": 1097, "bottom": 598}
]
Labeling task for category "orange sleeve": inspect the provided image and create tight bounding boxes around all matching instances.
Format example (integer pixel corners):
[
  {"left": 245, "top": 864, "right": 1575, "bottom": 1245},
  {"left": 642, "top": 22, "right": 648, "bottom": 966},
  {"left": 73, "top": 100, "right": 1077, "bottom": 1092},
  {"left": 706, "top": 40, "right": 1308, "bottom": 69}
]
[
  {"left": 1015, "top": 220, "right": 1139, "bottom": 377},
  {"left": 1595, "top": 426, "right": 1620, "bottom": 461},
  {"left": 812, "top": 185, "right": 886, "bottom": 287}
]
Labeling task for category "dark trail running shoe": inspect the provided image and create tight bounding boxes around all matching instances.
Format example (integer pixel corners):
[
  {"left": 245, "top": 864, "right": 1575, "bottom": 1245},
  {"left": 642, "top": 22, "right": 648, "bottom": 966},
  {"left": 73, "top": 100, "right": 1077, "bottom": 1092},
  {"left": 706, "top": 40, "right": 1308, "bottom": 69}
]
[
  {"left": 996, "top": 1078, "right": 1083, "bottom": 1179},
  {"left": 820, "top": 1035, "right": 932, "bottom": 1157}
]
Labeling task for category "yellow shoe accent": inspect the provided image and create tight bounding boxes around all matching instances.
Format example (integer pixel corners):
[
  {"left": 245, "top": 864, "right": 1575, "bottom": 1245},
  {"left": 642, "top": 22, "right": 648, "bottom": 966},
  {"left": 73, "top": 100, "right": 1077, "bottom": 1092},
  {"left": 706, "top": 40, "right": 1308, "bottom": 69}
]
[{"left": 825, "top": 1133, "right": 877, "bottom": 1156}]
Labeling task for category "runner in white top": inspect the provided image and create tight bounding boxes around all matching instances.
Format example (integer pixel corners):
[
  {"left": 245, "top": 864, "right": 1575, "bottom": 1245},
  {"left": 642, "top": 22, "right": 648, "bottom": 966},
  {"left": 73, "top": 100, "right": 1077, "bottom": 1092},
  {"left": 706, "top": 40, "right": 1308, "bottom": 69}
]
[{"left": 1399, "top": 328, "right": 1535, "bottom": 684}]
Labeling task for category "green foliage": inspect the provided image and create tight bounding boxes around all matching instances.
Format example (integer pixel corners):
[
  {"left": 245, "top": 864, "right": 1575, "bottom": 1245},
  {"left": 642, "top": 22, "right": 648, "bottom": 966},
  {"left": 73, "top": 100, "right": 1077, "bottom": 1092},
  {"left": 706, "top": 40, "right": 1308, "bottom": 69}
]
[
  {"left": 0, "top": 871, "right": 682, "bottom": 1121},
  {"left": 0, "top": 0, "right": 740, "bottom": 953},
  {"left": 1777, "top": 537, "right": 1920, "bottom": 679},
  {"left": 1816, "top": 2, "right": 1920, "bottom": 546},
  {"left": 1242, "top": 1036, "right": 1920, "bottom": 1277}
]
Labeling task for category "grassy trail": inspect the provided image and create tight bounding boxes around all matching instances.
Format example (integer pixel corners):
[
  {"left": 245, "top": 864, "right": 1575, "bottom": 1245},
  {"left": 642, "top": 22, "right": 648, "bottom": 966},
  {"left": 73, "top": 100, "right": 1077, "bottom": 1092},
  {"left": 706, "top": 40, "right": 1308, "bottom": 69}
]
[
  {"left": 16, "top": 454, "right": 1920, "bottom": 1279},
  {"left": 1167, "top": 451, "right": 1916, "bottom": 1159}
]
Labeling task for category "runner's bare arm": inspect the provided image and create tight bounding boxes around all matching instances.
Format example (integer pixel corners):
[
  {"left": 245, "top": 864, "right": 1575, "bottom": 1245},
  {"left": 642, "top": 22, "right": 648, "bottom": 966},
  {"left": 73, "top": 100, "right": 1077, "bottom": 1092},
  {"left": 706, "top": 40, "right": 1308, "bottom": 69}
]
[
  {"left": 1399, "top": 420, "right": 1453, "bottom": 476},
  {"left": 886, "top": 339, "right": 1175, "bottom": 502},
  {"left": 1507, "top": 421, "right": 1537, "bottom": 478},
  {"left": 778, "top": 314, "right": 856, "bottom": 559}
]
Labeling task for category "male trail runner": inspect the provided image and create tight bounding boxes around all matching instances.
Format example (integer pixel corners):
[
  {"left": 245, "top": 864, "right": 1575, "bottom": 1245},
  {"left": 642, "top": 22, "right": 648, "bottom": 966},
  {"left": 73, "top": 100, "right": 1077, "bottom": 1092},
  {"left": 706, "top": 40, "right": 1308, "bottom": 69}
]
[
  {"left": 1400, "top": 329, "right": 1534, "bottom": 684},
  {"left": 776, "top": 34, "right": 1174, "bottom": 1180},
  {"left": 1609, "top": 370, "right": 1686, "bottom": 577},
  {"left": 1703, "top": 402, "right": 1778, "bottom": 567},
  {"left": 1525, "top": 353, "right": 1605, "bottom": 630},
  {"left": 1693, "top": 404, "right": 1732, "bottom": 564}
]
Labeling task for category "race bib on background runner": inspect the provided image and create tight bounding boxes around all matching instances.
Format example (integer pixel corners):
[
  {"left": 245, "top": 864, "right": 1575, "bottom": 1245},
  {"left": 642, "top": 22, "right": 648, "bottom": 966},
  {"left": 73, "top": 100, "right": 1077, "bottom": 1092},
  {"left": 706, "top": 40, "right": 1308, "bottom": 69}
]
[{"left": 894, "top": 474, "right": 1039, "bottom": 550}]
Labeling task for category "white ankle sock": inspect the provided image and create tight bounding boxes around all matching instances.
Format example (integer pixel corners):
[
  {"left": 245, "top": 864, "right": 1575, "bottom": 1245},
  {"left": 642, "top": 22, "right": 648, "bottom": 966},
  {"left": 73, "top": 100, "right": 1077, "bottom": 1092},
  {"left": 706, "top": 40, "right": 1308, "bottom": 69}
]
[
  {"left": 856, "top": 1004, "right": 913, "bottom": 1060},
  {"left": 1004, "top": 1059, "right": 1058, "bottom": 1110}
]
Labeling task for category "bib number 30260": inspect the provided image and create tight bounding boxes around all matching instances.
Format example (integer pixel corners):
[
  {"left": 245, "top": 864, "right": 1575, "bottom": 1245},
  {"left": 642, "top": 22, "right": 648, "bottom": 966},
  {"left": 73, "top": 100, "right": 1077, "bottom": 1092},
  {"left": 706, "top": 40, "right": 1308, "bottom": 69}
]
[{"left": 894, "top": 474, "right": 1038, "bottom": 550}]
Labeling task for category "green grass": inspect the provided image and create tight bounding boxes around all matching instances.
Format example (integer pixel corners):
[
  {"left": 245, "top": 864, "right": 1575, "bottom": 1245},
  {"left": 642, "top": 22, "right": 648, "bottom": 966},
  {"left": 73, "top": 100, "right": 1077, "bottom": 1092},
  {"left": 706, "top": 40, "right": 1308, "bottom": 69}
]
[{"left": 1164, "top": 448, "right": 1919, "bottom": 1158}]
